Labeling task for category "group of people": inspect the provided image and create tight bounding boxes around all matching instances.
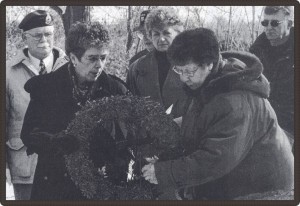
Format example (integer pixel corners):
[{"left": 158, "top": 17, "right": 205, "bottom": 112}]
[{"left": 6, "top": 6, "right": 294, "bottom": 200}]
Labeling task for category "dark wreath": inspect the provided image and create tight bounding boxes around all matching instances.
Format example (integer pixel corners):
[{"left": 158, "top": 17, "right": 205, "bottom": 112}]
[{"left": 63, "top": 95, "right": 183, "bottom": 200}]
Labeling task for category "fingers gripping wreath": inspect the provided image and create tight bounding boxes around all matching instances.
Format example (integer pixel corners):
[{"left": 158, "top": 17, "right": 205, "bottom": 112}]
[{"left": 63, "top": 95, "right": 182, "bottom": 200}]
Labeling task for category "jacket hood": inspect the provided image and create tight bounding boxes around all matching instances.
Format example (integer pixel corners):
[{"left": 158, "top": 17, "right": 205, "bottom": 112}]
[{"left": 199, "top": 51, "right": 270, "bottom": 102}]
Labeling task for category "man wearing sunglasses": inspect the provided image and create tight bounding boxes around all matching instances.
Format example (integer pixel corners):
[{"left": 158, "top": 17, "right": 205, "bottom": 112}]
[
  {"left": 6, "top": 10, "right": 67, "bottom": 200},
  {"left": 250, "top": 6, "right": 294, "bottom": 151}
]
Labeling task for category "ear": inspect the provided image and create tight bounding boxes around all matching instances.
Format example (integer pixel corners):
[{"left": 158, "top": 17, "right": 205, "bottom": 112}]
[
  {"left": 287, "top": 20, "right": 293, "bottom": 28},
  {"left": 22, "top": 33, "right": 27, "bottom": 41},
  {"left": 208, "top": 63, "right": 213, "bottom": 71},
  {"left": 69, "top": 52, "right": 79, "bottom": 65}
]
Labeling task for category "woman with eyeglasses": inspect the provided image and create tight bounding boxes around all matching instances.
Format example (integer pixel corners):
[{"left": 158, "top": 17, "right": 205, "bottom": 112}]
[
  {"left": 250, "top": 6, "right": 294, "bottom": 153},
  {"left": 20, "top": 22, "right": 130, "bottom": 200},
  {"left": 142, "top": 28, "right": 294, "bottom": 200}
]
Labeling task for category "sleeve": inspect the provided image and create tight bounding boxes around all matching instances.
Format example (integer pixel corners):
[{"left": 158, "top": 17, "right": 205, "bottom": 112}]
[
  {"left": 20, "top": 95, "right": 61, "bottom": 155},
  {"left": 6, "top": 79, "right": 11, "bottom": 168},
  {"left": 154, "top": 95, "right": 255, "bottom": 190},
  {"left": 6, "top": 80, "right": 11, "bottom": 142},
  {"left": 126, "top": 62, "right": 140, "bottom": 95},
  {"left": 20, "top": 98, "right": 43, "bottom": 155}
]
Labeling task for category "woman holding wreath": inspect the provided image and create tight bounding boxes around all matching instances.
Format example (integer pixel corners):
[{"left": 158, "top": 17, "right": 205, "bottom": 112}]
[
  {"left": 142, "top": 28, "right": 294, "bottom": 200},
  {"left": 20, "top": 22, "right": 129, "bottom": 200}
]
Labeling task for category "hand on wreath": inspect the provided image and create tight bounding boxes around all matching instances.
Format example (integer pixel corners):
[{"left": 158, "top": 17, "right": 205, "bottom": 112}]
[
  {"left": 145, "top": 156, "right": 159, "bottom": 164},
  {"left": 142, "top": 163, "right": 158, "bottom": 184}
]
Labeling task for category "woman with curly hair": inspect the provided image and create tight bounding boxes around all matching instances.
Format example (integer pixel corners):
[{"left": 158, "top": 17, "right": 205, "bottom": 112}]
[
  {"left": 20, "top": 22, "right": 130, "bottom": 200},
  {"left": 142, "top": 28, "right": 294, "bottom": 200},
  {"left": 126, "top": 7, "right": 189, "bottom": 118}
]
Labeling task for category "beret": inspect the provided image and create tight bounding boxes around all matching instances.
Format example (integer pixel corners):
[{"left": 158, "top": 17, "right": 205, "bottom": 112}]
[
  {"left": 133, "top": 10, "right": 150, "bottom": 32},
  {"left": 19, "top": 10, "right": 53, "bottom": 31}
]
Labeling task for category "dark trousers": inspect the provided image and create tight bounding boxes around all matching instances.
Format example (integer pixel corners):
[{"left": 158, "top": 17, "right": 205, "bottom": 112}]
[{"left": 13, "top": 184, "right": 32, "bottom": 200}]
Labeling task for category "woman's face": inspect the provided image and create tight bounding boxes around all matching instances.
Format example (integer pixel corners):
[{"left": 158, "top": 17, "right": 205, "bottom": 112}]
[
  {"left": 174, "top": 62, "right": 213, "bottom": 90},
  {"left": 150, "top": 26, "right": 180, "bottom": 52},
  {"left": 71, "top": 47, "right": 109, "bottom": 84}
]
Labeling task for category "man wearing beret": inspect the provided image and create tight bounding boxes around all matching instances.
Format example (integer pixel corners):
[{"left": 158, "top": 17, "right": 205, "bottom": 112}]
[{"left": 6, "top": 10, "right": 67, "bottom": 200}]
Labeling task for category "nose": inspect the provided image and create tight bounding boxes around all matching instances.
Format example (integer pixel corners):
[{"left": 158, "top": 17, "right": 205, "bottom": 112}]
[
  {"left": 266, "top": 22, "right": 273, "bottom": 30},
  {"left": 180, "top": 74, "right": 189, "bottom": 83},
  {"left": 95, "top": 58, "right": 104, "bottom": 69},
  {"left": 159, "top": 35, "right": 166, "bottom": 41},
  {"left": 39, "top": 35, "right": 47, "bottom": 42}
]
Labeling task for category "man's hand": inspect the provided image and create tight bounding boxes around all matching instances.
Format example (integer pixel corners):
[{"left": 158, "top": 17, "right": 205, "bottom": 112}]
[
  {"left": 142, "top": 163, "right": 158, "bottom": 184},
  {"left": 6, "top": 168, "right": 12, "bottom": 185}
]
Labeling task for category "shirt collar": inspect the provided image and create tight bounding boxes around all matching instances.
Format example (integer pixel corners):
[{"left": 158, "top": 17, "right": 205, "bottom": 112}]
[{"left": 28, "top": 51, "right": 54, "bottom": 74}]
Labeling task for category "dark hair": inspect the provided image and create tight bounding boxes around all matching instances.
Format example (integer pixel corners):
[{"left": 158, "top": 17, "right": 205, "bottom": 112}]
[
  {"left": 167, "top": 28, "right": 219, "bottom": 66},
  {"left": 65, "top": 21, "right": 110, "bottom": 59},
  {"left": 264, "top": 6, "right": 293, "bottom": 18},
  {"left": 145, "top": 8, "right": 183, "bottom": 38}
]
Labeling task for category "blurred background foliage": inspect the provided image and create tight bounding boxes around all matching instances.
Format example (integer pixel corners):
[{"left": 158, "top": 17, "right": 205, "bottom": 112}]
[{"left": 6, "top": 6, "right": 264, "bottom": 81}]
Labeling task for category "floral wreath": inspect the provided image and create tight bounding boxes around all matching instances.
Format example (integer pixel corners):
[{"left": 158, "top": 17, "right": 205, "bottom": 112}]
[{"left": 64, "top": 95, "right": 182, "bottom": 200}]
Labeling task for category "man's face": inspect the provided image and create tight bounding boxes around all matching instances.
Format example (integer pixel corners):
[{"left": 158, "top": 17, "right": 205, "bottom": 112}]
[
  {"left": 24, "top": 26, "right": 54, "bottom": 59},
  {"left": 150, "top": 26, "right": 180, "bottom": 52},
  {"left": 263, "top": 10, "right": 291, "bottom": 46}
]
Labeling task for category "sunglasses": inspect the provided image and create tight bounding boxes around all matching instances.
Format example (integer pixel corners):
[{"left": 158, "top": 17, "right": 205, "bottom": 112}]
[{"left": 261, "top": 20, "right": 284, "bottom": 27}]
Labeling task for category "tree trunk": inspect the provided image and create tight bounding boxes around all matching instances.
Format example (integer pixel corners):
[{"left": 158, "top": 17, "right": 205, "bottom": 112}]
[
  {"left": 54, "top": 6, "right": 90, "bottom": 36},
  {"left": 251, "top": 6, "right": 255, "bottom": 44},
  {"left": 126, "top": 6, "right": 133, "bottom": 53}
]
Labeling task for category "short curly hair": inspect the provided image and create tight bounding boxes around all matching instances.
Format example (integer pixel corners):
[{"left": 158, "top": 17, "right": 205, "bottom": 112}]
[
  {"left": 65, "top": 21, "right": 110, "bottom": 59},
  {"left": 167, "top": 28, "right": 220, "bottom": 66},
  {"left": 145, "top": 8, "right": 183, "bottom": 39}
]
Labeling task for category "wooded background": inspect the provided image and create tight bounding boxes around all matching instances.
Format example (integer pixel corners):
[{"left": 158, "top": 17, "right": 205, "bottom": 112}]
[{"left": 6, "top": 6, "right": 265, "bottom": 81}]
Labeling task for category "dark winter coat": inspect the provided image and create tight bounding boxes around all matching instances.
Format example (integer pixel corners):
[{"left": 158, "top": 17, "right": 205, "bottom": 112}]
[
  {"left": 154, "top": 51, "right": 294, "bottom": 200},
  {"left": 249, "top": 28, "right": 294, "bottom": 136},
  {"left": 126, "top": 50, "right": 189, "bottom": 118},
  {"left": 20, "top": 63, "right": 128, "bottom": 200}
]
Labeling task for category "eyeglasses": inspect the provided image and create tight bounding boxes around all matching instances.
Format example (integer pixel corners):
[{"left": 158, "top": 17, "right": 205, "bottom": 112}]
[
  {"left": 84, "top": 55, "right": 107, "bottom": 64},
  {"left": 172, "top": 66, "right": 199, "bottom": 77},
  {"left": 25, "top": 32, "right": 54, "bottom": 41},
  {"left": 261, "top": 20, "right": 284, "bottom": 27}
]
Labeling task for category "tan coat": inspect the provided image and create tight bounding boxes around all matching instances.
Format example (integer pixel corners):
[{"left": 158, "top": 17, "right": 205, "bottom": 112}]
[{"left": 6, "top": 47, "right": 67, "bottom": 184}]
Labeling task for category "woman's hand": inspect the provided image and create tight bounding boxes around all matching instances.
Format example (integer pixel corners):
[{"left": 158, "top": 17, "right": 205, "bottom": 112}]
[{"left": 142, "top": 163, "right": 158, "bottom": 184}]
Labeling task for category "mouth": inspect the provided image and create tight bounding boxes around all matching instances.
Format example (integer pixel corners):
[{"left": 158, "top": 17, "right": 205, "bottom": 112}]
[
  {"left": 158, "top": 44, "right": 168, "bottom": 47},
  {"left": 37, "top": 45, "right": 50, "bottom": 49}
]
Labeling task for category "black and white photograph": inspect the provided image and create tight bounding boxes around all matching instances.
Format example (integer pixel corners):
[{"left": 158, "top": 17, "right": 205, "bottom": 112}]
[{"left": 2, "top": 2, "right": 298, "bottom": 204}]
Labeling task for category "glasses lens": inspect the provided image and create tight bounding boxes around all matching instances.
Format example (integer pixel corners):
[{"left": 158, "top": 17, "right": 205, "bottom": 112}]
[
  {"left": 261, "top": 20, "right": 269, "bottom": 27},
  {"left": 270, "top": 20, "right": 280, "bottom": 27}
]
